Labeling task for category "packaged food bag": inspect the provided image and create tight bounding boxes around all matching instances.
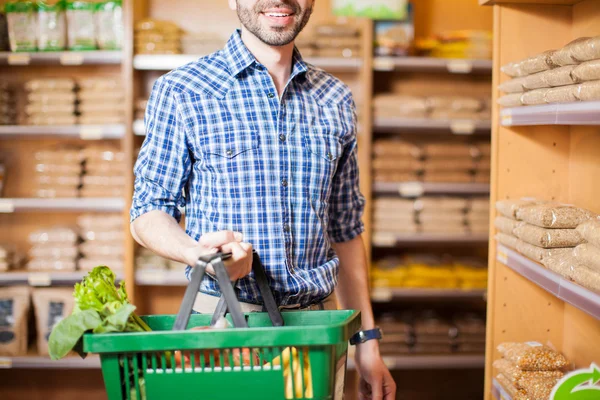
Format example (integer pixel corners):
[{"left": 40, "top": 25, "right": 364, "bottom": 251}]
[
  {"left": 32, "top": 288, "right": 74, "bottom": 356},
  {"left": 497, "top": 342, "right": 568, "bottom": 371},
  {"left": 0, "top": 286, "right": 30, "bottom": 356},
  {"left": 37, "top": 0, "right": 67, "bottom": 51},
  {"left": 94, "top": 0, "right": 123, "bottom": 50},
  {"left": 66, "top": 0, "right": 96, "bottom": 50},
  {"left": 5, "top": 0, "right": 37, "bottom": 52}
]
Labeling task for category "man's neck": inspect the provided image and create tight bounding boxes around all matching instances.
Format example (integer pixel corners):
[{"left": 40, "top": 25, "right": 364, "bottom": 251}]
[{"left": 240, "top": 28, "right": 294, "bottom": 97}]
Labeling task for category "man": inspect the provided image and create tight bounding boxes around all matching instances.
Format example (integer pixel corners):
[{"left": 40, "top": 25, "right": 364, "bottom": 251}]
[{"left": 130, "top": 0, "right": 396, "bottom": 398}]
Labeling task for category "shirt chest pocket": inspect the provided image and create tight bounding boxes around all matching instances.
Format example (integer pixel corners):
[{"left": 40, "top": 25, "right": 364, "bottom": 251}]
[{"left": 302, "top": 130, "right": 343, "bottom": 201}]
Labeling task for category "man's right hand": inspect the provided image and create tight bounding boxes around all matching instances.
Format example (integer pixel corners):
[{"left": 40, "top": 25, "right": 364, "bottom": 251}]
[{"left": 181, "top": 230, "right": 253, "bottom": 281}]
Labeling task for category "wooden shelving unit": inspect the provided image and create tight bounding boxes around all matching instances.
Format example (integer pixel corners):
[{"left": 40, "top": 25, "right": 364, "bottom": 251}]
[
  {"left": 0, "top": 50, "right": 122, "bottom": 66},
  {"left": 347, "top": 354, "right": 486, "bottom": 371},
  {"left": 483, "top": 1, "right": 600, "bottom": 399},
  {"left": 373, "top": 117, "right": 491, "bottom": 135},
  {"left": 373, "top": 56, "right": 492, "bottom": 74},
  {"left": 371, "top": 287, "right": 487, "bottom": 302},
  {"left": 0, "top": 124, "right": 126, "bottom": 139}
]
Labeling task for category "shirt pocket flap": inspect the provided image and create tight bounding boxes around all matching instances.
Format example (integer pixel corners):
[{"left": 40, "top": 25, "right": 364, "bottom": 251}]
[
  {"left": 303, "top": 133, "right": 342, "bottom": 162},
  {"left": 201, "top": 130, "right": 259, "bottom": 159}
]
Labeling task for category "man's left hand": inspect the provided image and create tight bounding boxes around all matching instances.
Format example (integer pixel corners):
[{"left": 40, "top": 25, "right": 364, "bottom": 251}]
[{"left": 355, "top": 340, "right": 396, "bottom": 400}]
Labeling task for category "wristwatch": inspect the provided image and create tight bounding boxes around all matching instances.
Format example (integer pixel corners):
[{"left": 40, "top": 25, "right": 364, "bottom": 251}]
[{"left": 349, "top": 327, "right": 383, "bottom": 345}]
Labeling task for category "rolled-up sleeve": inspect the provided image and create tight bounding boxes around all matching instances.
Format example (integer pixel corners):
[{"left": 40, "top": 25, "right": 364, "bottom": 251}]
[
  {"left": 327, "top": 100, "right": 366, "bottom": 243},
  {"left": 130, "top": 76, "right": 191, "bottom": 223}
]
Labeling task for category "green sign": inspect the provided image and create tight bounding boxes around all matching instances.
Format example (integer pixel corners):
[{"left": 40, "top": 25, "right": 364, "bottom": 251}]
[{"left": 551, "top": 363, "right": 600, "bottom": 400}]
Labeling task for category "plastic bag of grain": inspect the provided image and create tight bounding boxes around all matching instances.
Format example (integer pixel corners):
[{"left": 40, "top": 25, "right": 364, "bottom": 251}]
[
  {"left": 545, "top": 84, "right": 579, "bottom": 104},
  {"left": 497, "top": 342, "right": 568, "bottom": 371},
  {"left": 516, "top": 239, "right": 547, "bottom": 262},
  {"left": 499, "top": 77, "right": 527, "bottom": 93},
  {"left": 542, "top": 252, "right": 578, "bottom": 280},
  {"left": 497, "top": 93, "right": 523, "bottom": 107},
  {"left": 576, "top": 220, "right": 600, "bottom": 248},
  {"left": 569, "top": 36, "right": 600, "bottom": 63},
  {"left": 32, "top": 288, "right": 74, "bottom": 356},
  {"left": 520, "top": 51, "right": 557, "bottom": 75},
  {"left": 572, "top": 59, "right": 600, "bottom": 82},
  {"left": 495, "top": 216, "right": 522, "bottom": 235},
  {"left": 571, "top": 264, "right": 600, "bottom": 293},
  {"left": 538, "top": 65, "right": 578, "bottom": 88},
  {"left": 496, "top": 374, "right": 520, "bottom": 398},
  {"left": 496, "top": 233, "right": 520, "bottom": 250},
  {"left": 575, "top": 80, "right": 600, "bottom": 101},
  {"left": 493, "top": 359, "right": 564, "bottom": 387},
  {"left": 521, "top": 88, "right": 549, "bottom": 106},
  {"left": 551, "top": 37, "right": 590, "bottom": 66},
  {"left": 516, "top": 203, "right": 596, "bottom": 229},
  {"left": 495, "top": 198, "right": 541, "bottom": 219},
  {"left": 0, "top": 286, "right": 30, "bottom": 356},
  {"left": 573, "top": 243, "right": 600, "bottom": 272},
  {"left": 513, "top": 223, "right": 585, "bottom": 248},
  {"left": 519, "top": 375, "right": 561, "bottom": 400}
]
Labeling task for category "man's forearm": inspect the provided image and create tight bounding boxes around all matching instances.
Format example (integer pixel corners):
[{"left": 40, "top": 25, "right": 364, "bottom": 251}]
[
  {"left": 131, "top": 210, "right": 199, "bottom": 266},
  {"left": 333, "top": 235, "right": 375, "bottom": 330}
]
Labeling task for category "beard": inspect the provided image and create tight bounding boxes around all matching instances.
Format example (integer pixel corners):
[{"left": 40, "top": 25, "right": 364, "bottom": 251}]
[{"left": 236, "top": 0, "right": 313, "bottom": 46}]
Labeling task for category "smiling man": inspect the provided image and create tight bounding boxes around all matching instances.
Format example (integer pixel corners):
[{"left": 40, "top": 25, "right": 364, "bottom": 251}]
[{"left": 130, "top": 1, "right": 396, "bottom": 398}]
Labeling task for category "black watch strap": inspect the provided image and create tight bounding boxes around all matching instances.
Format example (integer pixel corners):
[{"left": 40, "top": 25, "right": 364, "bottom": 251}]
[{"left": 350, "top": 328, "right": 382, "bottom": 345}]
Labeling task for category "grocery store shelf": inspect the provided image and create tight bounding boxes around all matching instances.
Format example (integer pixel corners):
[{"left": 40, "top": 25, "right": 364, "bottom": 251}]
[
  {"left": 0, "top": 355, "right": 100, "bottom": 369},
  {"left": 0, "top": 124, "right": 126, "bottom": 139},
  {"left": 500, "top": 101, "right": 600, "bottom": 126},
  {"left": 374, "top": 233, "right": 489, "bottom": 247},
  {"left": 497, "top": 244, "right": 600, "bottom": 321},
  {"left": 374, "top": 56, "right": 492, "bottom": 74},
  {"left": 491, "top": 378, "right": 512, "bottom": 400},
  {"left": 0, "top": 198, "right": 125, "bottom": 213},
  {"left": 481, "top": 0, "right": 583, "bottom": 5},
  {"left": 0, "top": 51, "right": 122, "bottom": 66},
  {"left": 371, "top": 288, "right": 486, "bottom": 302},
  {"left": 374, "top": 182, "right": 490, "bottom": 197},
  {"left": 0, "top": 271, "right": 122, "bottom": 286},
  {"left": 136, "top": 269, "right": 187, "bottom": 286},
  {"left": 374, "top": 117, "right": 491, "bottom": 134},
  {"left": 133, "top": 119, "right": 145, "bottom": 136},
  {"left": 347, "top": 354, "right": 485, "bottom": 371},
  {"left": 134, "top": 54, "right": 362, "bottom": 72}
]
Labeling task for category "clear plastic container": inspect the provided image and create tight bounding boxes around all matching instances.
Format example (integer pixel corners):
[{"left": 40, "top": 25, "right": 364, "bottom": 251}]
[
  {"left": 5, "top": 1, "right": 37, "bottom": 52},
  {"left": 94, "top": 0, "right": 122, "bottom": 50},
  {"left": 37, "top": 0, "right": 66, "bottom": 51},
  {"left": 66, "top": 0, "right": 96, "bottom": 50}
]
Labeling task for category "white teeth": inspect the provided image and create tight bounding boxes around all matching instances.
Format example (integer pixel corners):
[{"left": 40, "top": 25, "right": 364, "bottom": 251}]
[{"left": 266, "top": 13, "right": 290, "bottom": 17}]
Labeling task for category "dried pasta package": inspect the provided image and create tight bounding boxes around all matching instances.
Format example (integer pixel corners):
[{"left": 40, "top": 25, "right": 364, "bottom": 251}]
[
  {"left": 520, "top": 51, "right": 557, "bottom": 75},
  {"left": 0, "top": 286, "right": 30, "bottom": 356},
  {"left": 572, "top": 59, "right": 600, "bottom": 82},
  {"left": 545, "top": 85, "right": 579, "bottom": 104},
  {"left": 551, "top": 37, "right": 590, "bottom": 66},
  {"left": 541, "top": 65, "right": 579, "bottom": 88},
  {"left": 497, "top": 93, "right": 523, "bottom": 107},
  {"left": 32, "top": 288, "right": 74, "bottom": 356},
  {"left": 519, "top": 375, "right": 561, "bottom": 400},
  {"left": 571, "top": 264, "right": 600, "bottom": 293},
  {"left": 575, "top": 80, "right": 600, "bottom": 101},
  {"left": 496, "top": 233, "right": 520, "bottom": 250},
  {"left": 513, "top": 223, "right": 585, "bottom": 248},
  {"left": 516, "top": 203, "right": 596, "bottom": 229},
  {"left": 495, "top": 198, "right": 540, "bottom": 219},
  {"left": 573, "top": 243, "right": 600, "bottom": 272},
  {"left": 499, "top": 77, "right": 527, "bottom": 93},
  {"left": 570, "top": 35, "right": 600, "bottom": 63},
  {"left": 495, "top": 216, "right": 521, "bottom": 235},
  {"left": 497, "top": 342, "right": 568, "bottom": 371},
  {"left": 576, "top": 219, "right": 600, "bottom": 248},
  {"left": 521, "top": 88, "right": 549, "bottom": 106}
]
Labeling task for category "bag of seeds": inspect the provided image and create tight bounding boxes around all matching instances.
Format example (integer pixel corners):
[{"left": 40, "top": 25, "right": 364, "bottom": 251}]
[
  {"left": 499, "top": 77, "right": 528, "bottom": 93},
  {"left": 572, "top": 264, "right": 600, "bottom": 293},
  {"left": 519, "top": 375, "right": 561, "bottom": 400},
  {"left": 496, "top": 232, "right": 520, "bottom": 250},
  {"left": 516, "top": 203, "right": 596, "bottom": 229},
  {"left": 496, "top": 198, "right": 541, "bottom": 219},
  {"left": 32, "top": 288, "right": 73, "bottom": 356},
  {"left": 497, "top": 93, "right": 523, "bottom": 107},
  {"left": 571, "top": 59, "right": 600, "bottom": 82},
  {"left": 495, "top": 216, "right": 521, "bottom": 235},
  {"left": 541, "top": 65, "right": 579, "bottom": 88},
  {"left": 573, "top": 243, "right": 600, "bottom": 272},
  {"left": 542, "top": 252, "right": 577, "bottom": 280},
  {"left": 576, "top": 80, "right": 600, "bottom": 101},
  {"left": 0, "top": 286, "right": 30, "bottom": 356},
  {"left": 513, "top": 223, "right": 585, "bottom": 248},
  {"left": 496, "top": 374, "right": 520, "bottom": 398},
  {"left": 521, "top": 88, "right": 549, "bottom": 106},
  {"left": 520, "top": 50, "right": 557, "bottom": 75},
  {"left": 497, "top": 342, "right": 568, "bottom": 371},
  {"left": 576, "top": 219, "right": 600, "bottom": 248},
  {"left": 494, "top": 359, "right": 564, "bottom": 388},
  {"left": 551, "top": 37, "right": 590, "bottom": 66},
  {"left": 569, "top": 36, "right": 600, "bottom": 63},
  {"left": 545, "top": 84, "right": 579, "bottom": 104}
]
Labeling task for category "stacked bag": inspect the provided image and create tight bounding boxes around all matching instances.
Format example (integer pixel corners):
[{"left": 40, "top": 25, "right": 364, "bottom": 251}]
[
  {"left": 77, "top": 78, "right": 125, "bottom": 125},
  {"left": 494, "top": 342, "right": 568, "bottom": 400},
  {"left": 34, "top": 148, "right": 82, "bottom": 198},
  {"left": 137, "top": 247, "right": 187, "bottom": 273},
  {"left": 25, "top": 78, "right": 77, "bottom": 125},
  {"left": 0, "top": 244, "right": 19, "bottom": 272},
  {"left": 372, "top": 139, "right": 490, "bottom": 184},
  {"left": 135, "top": 19, "right": 181, "bottom": 54},
  {"left": 374, "top": 94, "right": 491, "bottom": 121},
  {"left": 77, "top": 213, "right": 124, "bottom": 272},
  {"left": 296, "top": 23, "right": 361, "bottom": 58},
  {"left": 495, "top": 198, "right": 600, "bottom": 293},
  {"left": 0, "top": 83, "right": 16, "bottom": 125},
  {"left": 80, "top": 145, "right": 125, "bottom": 197},
  {"left": 498, "top": 36, "right": 600, "bottom": 107},
  {"left": 27, "top": 227, "right": 78, "bottom": 272}
]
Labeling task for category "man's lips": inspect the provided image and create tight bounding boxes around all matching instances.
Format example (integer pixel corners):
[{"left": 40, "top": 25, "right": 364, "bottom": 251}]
[{"left": 260, "top": 9, "right": 295, "bottom": 24}]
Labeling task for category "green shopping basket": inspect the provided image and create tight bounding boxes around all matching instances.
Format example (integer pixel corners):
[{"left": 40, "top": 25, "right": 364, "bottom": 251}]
[{"left": 83, "top": 251, "right": 361, "bottom": 400}]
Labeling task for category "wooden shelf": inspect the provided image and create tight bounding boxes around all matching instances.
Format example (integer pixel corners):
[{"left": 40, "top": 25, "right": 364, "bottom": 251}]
[
  {"left": 0, "top": 355, "right": 100, "bottom": 369},
  {"left": 134, "top": 54, "right": 362, "bottom": 72},
  {"left": 0, "top": 271, "right": 123, "bottom": 287},
  {"left": 373, "top": 233, "right": 489, "bottom": 247},
  {"left": 497, "top": 244, "right": 600, "bottom": 321},
  {"left": 374, "top": 56, "right": 492, "bottom": 74},
  {"left": 136, "top": 269, "right": 187, "bottom": 286},
  {"left": 347, "top": 354, "right": 485, "bottom": 371},
  {"left": 371, "top": 287, "right": 486, "bottom": 302},
  {"left": 481, "top": 0, "right": 584, "bottom": 5},
  {"left": 0, "top": 124, "right": 126, "bottom": 139},
  {"left": 0, "top": 51, "right": 122, "bottom": 66},
  {"left": 374, "top": 182, "right": 490, "bottom": 197},
  {"left": 374, "top": 117, "right": 491, "bottom": 134},
  {"left": 0, "top": 198, "right": 125, "bottom": 213},
  {"left": 491, "top": 378, "right": 512, "bottom": 400},
  {"left": 501, "top": 101, "right": 600, "bottom": 126}
]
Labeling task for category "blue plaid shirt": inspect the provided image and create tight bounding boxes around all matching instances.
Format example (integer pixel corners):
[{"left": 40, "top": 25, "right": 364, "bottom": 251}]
[{"left": 131, "top": 30, "right": 365, "bottom": 307}]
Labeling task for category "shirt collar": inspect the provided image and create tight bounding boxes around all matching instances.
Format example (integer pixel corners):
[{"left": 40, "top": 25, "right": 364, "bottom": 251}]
[{"left": 224, "top": 29, "right": 308, "bottom": 79}]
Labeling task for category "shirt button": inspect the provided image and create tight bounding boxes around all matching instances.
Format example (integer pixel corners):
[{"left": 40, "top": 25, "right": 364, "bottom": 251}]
[
  {"left": 279, "top": 134, "right": 286, "bottom": 142},
  {"left": 226, "top": 149, "right": 233, "bottom": 157},
  {"left": 281, "top": 179, "right": 288, "bottom": 187},
  {"left": 327, "top": 152, "right": 333, "bottom": 160},
  {"left": 283, "top": 224, "right": 291, "bottom": 233},
  {"left": 267, "top": 92, "right": 275, "bottom": 99}
]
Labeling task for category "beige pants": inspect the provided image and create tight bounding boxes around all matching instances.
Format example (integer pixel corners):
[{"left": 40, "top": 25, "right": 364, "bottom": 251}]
[{"left": 192, "top": 291, "right": 338, "bottom": 314}]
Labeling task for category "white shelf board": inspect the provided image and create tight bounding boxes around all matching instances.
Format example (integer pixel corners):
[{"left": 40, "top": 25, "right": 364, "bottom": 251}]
[
  {"left": 0, "top": 355, "right": 100, "bottom": 369},
  {"left": 374, "top": 233, "right": 489, "bottom": 247},
  {"left": 482, "top": 0, "right": 584, "bottom": 5},
  {"left": 491, "top": 378, "right": 512, "bottom": 400},
  {"left": 373, "top": 56, "right": 492, "bottom": 74},
  {"left": 371, "top": 287, "right": 486, "bottom": 302},
  {"left": 0, "top": 198, "right": 125, "bottom": 213},
  {"left": 136, "top": 269, "right": 188, "bottom": 286},
  {"left": 133, "top": 119, "right": 145, "bottom": 136},
  {"left": 374, "top": 182, "right": 490, "bottom": 197},
  {"left": 347, "top": 354, "right": 485, "bottom": 371},
  {"left": 0, "top": 51, "right": 122, "bottom": 66},
  {"left": 374, "top": 117, "right": 491, "bottom": 134},
  {"left": 501, "top": 101, "right": 600, "bottom": 126},
  {"left": 134, "top": 54, "right": 362, "bottom": 72},
  {"left": 0, "top": 271, "right": 123, "bottom": 286},
  {"left": 497, "top": 244, "right": 600, "bottom": 321},
  {"left": 0, "top": 124, "right": 126, "bottom": 139}
]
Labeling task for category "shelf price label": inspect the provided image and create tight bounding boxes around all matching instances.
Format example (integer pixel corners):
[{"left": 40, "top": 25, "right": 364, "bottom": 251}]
[
  {"left": 450, "top": 120, "right": 476, "bottom": 135},
  {"left": 7, "top": 53, "right": 31, "bottom": 65},
  {"left": 0, "top": 200, "right": 14, "bottom": 213},
  {"left": 60, "top": 53, "right": 84, "bottom": 65},
  {"left": 0, "top": 357, "right": 12, "bottom": 369},
  {"left": 28, "top": 273, "right": 52, "bottom": 287},
  {"left": 447, "top": 60, "right": 473, "bottom": 74},
  {"left": 398, "top": 182, "right": 424, "bottom": 197},
  {"left": 373, "top": 57, "right": 395, "bottom": 71},
  {"left": 79, "top": 126, "right": 104, "bottom": 140},
  {"left": 501, "top": 113, "right": 513, "bottom": 126},
  {"left": 497, "top": 250, "right": 508, "bottom": 265}
]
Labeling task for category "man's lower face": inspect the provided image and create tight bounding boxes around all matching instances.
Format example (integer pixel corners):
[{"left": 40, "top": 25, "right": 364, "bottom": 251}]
[{"left": 236, "top": 0, "right": 313, "bottom": 46}]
